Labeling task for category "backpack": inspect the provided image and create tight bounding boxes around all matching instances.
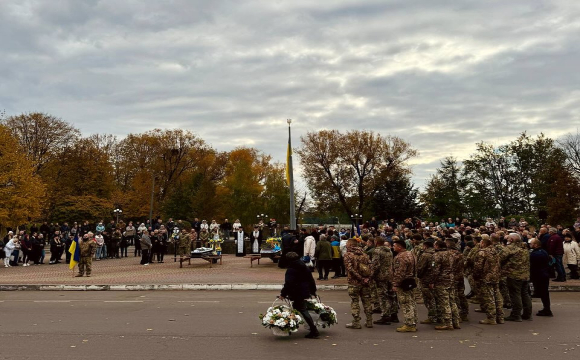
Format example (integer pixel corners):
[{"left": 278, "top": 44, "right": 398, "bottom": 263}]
[{"left": 358, "top": 259, "right": 372, "bottom": 278}]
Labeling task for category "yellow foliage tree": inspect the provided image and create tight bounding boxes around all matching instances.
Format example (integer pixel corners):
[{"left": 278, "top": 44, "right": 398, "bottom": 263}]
[{"left": 0, "top": 125, "right": 45, "bottom": 229}]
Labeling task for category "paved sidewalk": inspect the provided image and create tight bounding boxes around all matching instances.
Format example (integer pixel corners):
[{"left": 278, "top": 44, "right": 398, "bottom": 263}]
[{"left": 1, "top": 254, "right": 579, "bottom": 291}]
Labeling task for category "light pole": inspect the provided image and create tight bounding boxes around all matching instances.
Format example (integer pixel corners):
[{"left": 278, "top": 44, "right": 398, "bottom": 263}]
[
  {"left": 114, "top": 208, "right": 123, "bottom": 224},
  {"left": 350, "top": 213, "right": 362, "bottom": 235},
  {"left": 257, "top": 213, "right": 268, "bottom": 226}
]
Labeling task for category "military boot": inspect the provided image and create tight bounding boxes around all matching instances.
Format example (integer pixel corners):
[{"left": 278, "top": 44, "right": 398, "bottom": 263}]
[
  {"left": 396, "top": 325, "right": 417, "bottom": 332},
  {"left": 460, "top": 314, "right": 469, "bottom": 322},
  {"left": 504, "top": 315, "right": 522, "bottom": 322},
  {"left": 434, "top": 324, "right": 454, "bottom": 330},
  {"left": 373, "top": 316, "right": 391, "bottom": 325},
  {"left": 390, "top": 313, "right": 400, "bottom": 323},
  {"left": 496, "top": 317, "right": 505, "bottom": 324},
  {"left": 420, "top": 319, "right": 435, "bottom": 324},
  {"left": 365, "top": 318, "right": 374, "bottom": 328},
  {"left": 346, "top": 322, "right": 362, "bottom": 329},
  {"left": 479, "top": 318, "right": 497, "bottom": 325}
]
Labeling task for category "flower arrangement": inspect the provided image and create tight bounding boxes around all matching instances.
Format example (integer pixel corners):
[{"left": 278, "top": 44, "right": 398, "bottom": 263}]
[
  {"left": 259, "top": 303, "right": 304, "bottom": 335},
  {"left": 208, "top": 238, "right": 224, "bottom": 255},
  {"left": 262, "top": 237, "right": 282, "bottom": 251},
  {"left": 306, "top": 299, "right": 338, "bottom": 328}
]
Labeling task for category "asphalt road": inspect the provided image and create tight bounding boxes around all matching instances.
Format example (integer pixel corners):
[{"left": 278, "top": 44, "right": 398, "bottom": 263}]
[{"left": 0, "top": 291, "right": 579, "bottom": 360}]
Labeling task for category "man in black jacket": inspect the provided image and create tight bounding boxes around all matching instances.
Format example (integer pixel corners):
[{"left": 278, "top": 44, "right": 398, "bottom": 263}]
[
  {"left": 530, "top": 239, "right": 552, "bottom": 316},
  {"left": 279, "top": 252, "right": 319, "bottom": 339}
]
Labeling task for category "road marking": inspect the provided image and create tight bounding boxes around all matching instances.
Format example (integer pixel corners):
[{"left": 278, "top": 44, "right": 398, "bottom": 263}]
[
  {"left": 104, "top": 301, "right": 144, "bottom": 303},
  {"left": 34, "top": 300, "right": 71, "bottom": 303}
]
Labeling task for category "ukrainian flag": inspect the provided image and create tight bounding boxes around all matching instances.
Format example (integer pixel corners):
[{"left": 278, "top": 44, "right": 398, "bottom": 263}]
[{"left": 69, "top": 235, "right": 80, "bottom": 270}]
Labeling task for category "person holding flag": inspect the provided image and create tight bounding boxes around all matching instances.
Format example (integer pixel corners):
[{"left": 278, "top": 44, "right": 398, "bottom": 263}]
[{"left": 71, "top": 232, "right": 97, "bottom": 277}]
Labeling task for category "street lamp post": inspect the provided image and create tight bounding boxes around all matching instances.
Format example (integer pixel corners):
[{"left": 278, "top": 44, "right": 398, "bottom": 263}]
[
  {"left": 350, "top": 213, "right": 362, "bottom": 236},
  {"left": 114, "top": 208, "right": 123, "bottom": 224},
  {"left": 257, "top": 213, "right": 268, "bottom": 232}
]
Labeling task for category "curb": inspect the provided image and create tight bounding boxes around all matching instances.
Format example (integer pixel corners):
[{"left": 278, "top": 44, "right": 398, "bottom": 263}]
[
  {"left": 0, "top": 284, "right": 577, "bottom": 292},
  {"left": 0, "top": 284, "right": 350, "bottom": 291}
]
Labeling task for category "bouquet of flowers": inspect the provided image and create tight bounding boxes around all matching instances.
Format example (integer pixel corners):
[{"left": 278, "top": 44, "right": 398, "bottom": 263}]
[
  {"left": 259, "top": 299, "right": 304, "bottom": 336},
  {"left": 208, "top": 238, "right": 224, "bottom": 255},
  {"left": 306, "top": 297, "right": 338, "bottom": 328},
  {"left": 262, "top": 237, "right": 282, "bottom": 251}
]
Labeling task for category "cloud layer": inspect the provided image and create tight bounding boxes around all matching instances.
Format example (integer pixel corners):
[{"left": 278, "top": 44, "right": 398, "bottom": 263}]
[{"left": 2, "top": 0, "right": 579, "bottom": 187}]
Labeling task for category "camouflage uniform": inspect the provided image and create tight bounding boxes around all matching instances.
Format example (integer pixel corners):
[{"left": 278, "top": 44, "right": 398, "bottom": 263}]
[
  {"left": 417, "top": 247, "right": 438, "bottom": 322},
  {"left": 392, "top": 250, "right": 418, "bottom": 326},
  {"left": 500, "top": 243, "right": 532, "bottom": 319},
  {"left": 464, "top": 244, "right": 480, "bottom": 303},
  {"left": 178, "top": 232, "right": 191, "bottom": 256},
  {"left": 344, "top": 244, "right": 373, "bottom": 326},
  {"left": 372, "top": 245, "right": 397, "bottom": 317},
  {"left": 473, "top": 246, "right": 503, "bottom": 322},
  {"left": 429, "top": 249, "right": 460, "bottom": 328},
  {"left": 78, "top": 239, "right": 97, "bottom": 276},
  {"left": 411, "top": 243, "right": 425, "bottom": 303},
  {"left": 494, "top": 243, "right": 511, "bottom": 307},
  {"left": 449, "top": 248, "right": 469, "bottom": 319}
]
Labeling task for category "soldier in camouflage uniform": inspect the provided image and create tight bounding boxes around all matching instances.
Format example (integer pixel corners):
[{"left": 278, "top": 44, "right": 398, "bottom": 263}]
[
  {"left": 473, "top": 237, "right": 503, "bottom": 325},
  {"left": 76, "top": 232, "right": 97, "bottom": 277},
  {"left": 446, "top": 238, "right": 469, "bottom": 321},
  {"left": 178, "top": 229, "right": 191, "bottom": 257},
  {"left": 491, "top": 233, "right": 511, "bottom": 308},
  {"left": 371, "top": 237, "right": 395, "bottom": 325},
  {"left": 392, "top": 240, "right": 418, "bottom": 332},
  {"left": 344, "top": 239, "right": 373, "bottom": 329},
  {"left": 500, "top": 233, "right": 532, "bottom": 321},
  {"left": 428, "top": 240, "right": 461, "bottom": 330},
  {"left": 464, "top": 236, "right": 481, "bottom": 304},
  {"left": 417, "top": 239, "right": 438, "bottom": 324},
  {"left": 410, "top": 234, "right": 425, "bottom": 304}
]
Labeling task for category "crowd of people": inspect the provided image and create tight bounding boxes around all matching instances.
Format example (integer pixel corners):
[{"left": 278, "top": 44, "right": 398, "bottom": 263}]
[
  {"left": 276, "top": 216, "right": 580, "bottom": 333},
  {"left": 0, "top": 216, "right": 279, "bottom": 268}
]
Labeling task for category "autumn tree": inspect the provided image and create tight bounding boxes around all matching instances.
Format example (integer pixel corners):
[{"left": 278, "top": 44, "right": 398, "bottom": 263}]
[
  {"left": 559, "top": 130, "right": 580, "bottom": 178},
  {"left": 115, "top": 129, "right": 213, "bottom": 219},
  {"left": 217, "top": 147, "right": 270, "bottom": 227},
  {"left": 420, "top": 157, "right": 468, "bottom": 220},
  {"left": 42, "top": 137, "right": 116, "bottom": 220},
  {"left": 0, "top": 125, "right": 45, "bottom": 229},
  {"left": 2, "top": 112, "right": 80, "bottom": 172},
  {"left": 296, "top": 130, "right": 417, "bottom": 218}
]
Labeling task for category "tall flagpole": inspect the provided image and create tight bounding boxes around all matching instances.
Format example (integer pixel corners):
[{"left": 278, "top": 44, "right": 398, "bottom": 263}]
[{"left": 287, "top": 119, "right": 296, "bottom": 230}]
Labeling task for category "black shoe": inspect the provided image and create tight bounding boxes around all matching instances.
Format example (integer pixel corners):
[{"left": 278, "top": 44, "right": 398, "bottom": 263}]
[
  {"left": 331, "top": 276, "right": 340, "bottom": 279},
  {"left": 305, "top": 332, "right": 320, "bottom": 339},
  {"left": 317, "top": 278, "right": 323, "bottom": 280},
  {"left": 503, "top": 304, "right": 512, "bottom": 309},
  {"left": 536, "top": 310, "right": 553, "bottom": 317},
  {"left": 390, "top": 314, "right": 400, "bottom": 323},
  {"left": 372, "top": 308, "right": 382, "bottom": 314},
  {"left": 521, "top": 315, "right": 532, "bottom": 321},
  {"left": 465, "top": 291, "right": 474, "bottom": 299}
]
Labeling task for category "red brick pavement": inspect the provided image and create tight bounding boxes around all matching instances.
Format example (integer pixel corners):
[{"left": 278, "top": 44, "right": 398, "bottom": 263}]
[{"left": 0, "top": 254, "right": 349, "bottom": 286}]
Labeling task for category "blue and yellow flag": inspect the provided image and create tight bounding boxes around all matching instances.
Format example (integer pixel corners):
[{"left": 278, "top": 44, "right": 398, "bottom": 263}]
[{"left": 69, "top": 235, "right": 80, "bottom": 270}]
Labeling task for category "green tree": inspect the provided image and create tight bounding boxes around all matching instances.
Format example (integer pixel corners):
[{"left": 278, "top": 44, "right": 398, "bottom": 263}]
[
  {"left": 372, "top": 172, "right": 420, "bottom": 222},
  {"left": 421, "top": 157, "right": 466, "bottom": 220}
]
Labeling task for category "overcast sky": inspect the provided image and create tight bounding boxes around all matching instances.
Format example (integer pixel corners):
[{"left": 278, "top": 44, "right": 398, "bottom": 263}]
[{"left": 1, "top": 0, "right": 579, "bottom": 188}]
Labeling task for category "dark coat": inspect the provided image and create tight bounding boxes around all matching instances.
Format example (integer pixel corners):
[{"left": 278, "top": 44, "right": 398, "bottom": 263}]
[
  {"left": 281, "top": 259, "right": 317, "bottom": 301},
  {"left": 530, "top": 248, "right": 550, "bottom": 281},
  {"left": 547, "top": 234, "right": 564, "bottom": 256}
]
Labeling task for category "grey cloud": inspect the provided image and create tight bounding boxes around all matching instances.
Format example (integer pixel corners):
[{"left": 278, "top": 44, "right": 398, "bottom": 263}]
[{"left": 1, "top": 0, "right": 579, "bottom": 189}]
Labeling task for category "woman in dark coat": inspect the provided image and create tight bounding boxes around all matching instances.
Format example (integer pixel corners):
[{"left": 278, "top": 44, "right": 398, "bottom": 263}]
[{"left": 279, "top": 252, "right": 319, "bottom": 339}]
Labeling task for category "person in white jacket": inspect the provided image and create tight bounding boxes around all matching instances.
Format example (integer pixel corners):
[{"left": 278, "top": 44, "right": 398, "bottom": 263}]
[
  {"left": 563, "top": 233, "right": 580, "bottom": 279},
  {"left": 303, "top": 235, "right": 316, "bottom": 271},
  {"left": 4, "top": 235, "right": 16, "bottom": 267}
]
